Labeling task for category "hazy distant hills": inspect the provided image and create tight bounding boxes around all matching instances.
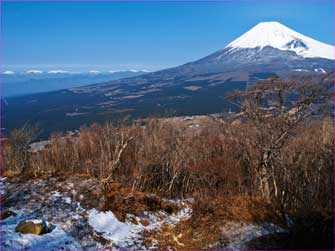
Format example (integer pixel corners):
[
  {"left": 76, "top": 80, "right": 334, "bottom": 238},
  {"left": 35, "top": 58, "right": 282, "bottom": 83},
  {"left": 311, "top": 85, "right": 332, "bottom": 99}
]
[
  {"left": 2, "top": 70, "right": 149, "bottom": 97},
  {"left": 2, "top": 22, "right": 333, "bottom": 138}
]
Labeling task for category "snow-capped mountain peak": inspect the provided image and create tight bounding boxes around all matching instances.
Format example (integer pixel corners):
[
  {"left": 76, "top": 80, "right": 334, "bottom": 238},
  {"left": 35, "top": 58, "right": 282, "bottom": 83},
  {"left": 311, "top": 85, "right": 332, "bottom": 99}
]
[{"left": 225, "top": 21, "right": 334, "bottom": 60}]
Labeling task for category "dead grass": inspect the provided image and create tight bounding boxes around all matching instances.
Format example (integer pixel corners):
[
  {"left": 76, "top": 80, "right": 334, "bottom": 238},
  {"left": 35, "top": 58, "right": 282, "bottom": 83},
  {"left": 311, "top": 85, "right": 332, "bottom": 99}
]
[
  {"left": 143, "top": 195, "right": 284, "bottom": 249},
  {"left": 3, "top": 114, "right": 333, "bottom": 216},
  {"left": 194, "top": 195, "right": 283, "bottom": 224},
  {"left": 2, "top": 170, "right": 21, "bottom": 178},
  {"left": 102, "top": 182, "right": 180, "bottom": 221}
]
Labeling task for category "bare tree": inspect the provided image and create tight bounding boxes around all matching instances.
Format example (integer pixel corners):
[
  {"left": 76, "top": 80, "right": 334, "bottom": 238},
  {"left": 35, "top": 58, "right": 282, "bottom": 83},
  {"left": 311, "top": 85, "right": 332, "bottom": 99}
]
[
  {"left": 3, "top": 124, "right": 39, "bottom": 174},
  {"left": 229, "top": 75, "right": 330, "bottom": 206},
  {"left": 97, "top": 124, "right": 134, "bottom": 188}
]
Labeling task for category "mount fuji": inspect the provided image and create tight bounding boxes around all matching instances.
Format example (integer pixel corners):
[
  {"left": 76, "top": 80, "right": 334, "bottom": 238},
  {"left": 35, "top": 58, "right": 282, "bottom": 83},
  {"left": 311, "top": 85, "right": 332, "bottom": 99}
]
[
  {"left": 225, "top": 21, "right": 333, "bottom": 60},
  {"left": 3, "top": 21, "right": 334, "bottom": 137},
  {"left": 167, "top": 21, "right": 334, "bottom": 77}
]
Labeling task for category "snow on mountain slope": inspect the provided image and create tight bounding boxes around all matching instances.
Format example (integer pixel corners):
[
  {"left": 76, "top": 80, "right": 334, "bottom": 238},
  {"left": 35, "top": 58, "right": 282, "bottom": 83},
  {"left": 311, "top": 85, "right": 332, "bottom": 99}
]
[{"left": 225, "top": 21, "right": 334, "bottom": 60}]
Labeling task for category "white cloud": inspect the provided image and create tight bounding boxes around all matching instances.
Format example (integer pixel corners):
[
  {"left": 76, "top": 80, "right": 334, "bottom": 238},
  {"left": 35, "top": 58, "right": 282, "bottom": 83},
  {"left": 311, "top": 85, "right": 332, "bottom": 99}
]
[
  {"left": 88, "top": 70, "right": 101, "bottom": 74},
  {"left": 26, "top": 70, "right": 43, "bottom": 74},
  {"left": 2, "top": 70, "right": 15, "bottom": 75},
  {"left": 48, "top": 70, "right": 70, "bottom": 74},
  {"left": 128, "top": 69, "right": 152, "bottom": 73},
  {"left": 108, "top": 69, "right": 152, "bottom": 73}
]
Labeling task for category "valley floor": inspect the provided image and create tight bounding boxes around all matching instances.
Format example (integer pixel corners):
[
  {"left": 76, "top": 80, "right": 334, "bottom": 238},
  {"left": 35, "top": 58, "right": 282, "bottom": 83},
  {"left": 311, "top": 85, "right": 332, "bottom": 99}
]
[{"left": 0, "top": 175, "right": 287, "bottom": 250}]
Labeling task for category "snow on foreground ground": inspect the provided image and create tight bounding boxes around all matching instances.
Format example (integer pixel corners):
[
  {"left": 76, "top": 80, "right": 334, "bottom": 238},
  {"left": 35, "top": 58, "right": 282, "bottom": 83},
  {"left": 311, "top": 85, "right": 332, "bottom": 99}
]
[
  {"left": 219, "top": 221, "right": 285, "bottom": 250},
  {"left": 88, "top": 207, "right": 192, "bottom": 248},
  {"left": 2, "top": 213, "right": 79, "bottom": 250},
  {"left": 1, "top": 176, "right": 286, "bottom": 250}
]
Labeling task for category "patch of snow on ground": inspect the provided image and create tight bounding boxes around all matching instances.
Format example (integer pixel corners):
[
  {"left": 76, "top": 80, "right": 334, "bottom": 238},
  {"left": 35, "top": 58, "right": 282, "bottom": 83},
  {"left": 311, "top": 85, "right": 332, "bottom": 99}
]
[
  {"left": 88, "top": 203, "right": 192, "bottom": 249},
  {"left": 88, "top": 209, "right": 141, "bottom": 247},
  {"left": 142, "top": 205, "right": 192, "bottom": 230},
  {"left": 1, "top": 211, "right": 79, "bottom": 250},
  {"left": 26, "top": 219, "right": 44, "bottom": 224},
  {"left": 293, "top": 69, "right": 309, "bottom": 72},
  {"left": 51, "top": 191, "right": 61, "bottom": 200},
  {"left": 221, "top": 221, "right": 286, "bottom": 250},
  {"left": 314, "top": 68, "right": 327, "bottom": 73},
  {"left": 62, "top": 197, "right": 72, "bottom": 204}
]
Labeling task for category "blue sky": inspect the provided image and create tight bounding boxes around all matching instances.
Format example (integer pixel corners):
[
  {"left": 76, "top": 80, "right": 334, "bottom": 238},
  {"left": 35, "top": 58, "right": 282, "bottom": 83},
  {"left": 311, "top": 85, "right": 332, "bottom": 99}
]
[{"left": 2, "top": 1, "right": 334, "bottom": 72}]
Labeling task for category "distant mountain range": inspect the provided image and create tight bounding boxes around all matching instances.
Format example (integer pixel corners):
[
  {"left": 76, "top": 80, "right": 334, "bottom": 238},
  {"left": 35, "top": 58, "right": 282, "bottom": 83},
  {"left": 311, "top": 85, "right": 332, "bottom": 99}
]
[
  {"left": 2, "top": 70, "right": 150, "bottom": 97},
  {"left": 3, "top": 21, "right": 334, "bottom": 138}
]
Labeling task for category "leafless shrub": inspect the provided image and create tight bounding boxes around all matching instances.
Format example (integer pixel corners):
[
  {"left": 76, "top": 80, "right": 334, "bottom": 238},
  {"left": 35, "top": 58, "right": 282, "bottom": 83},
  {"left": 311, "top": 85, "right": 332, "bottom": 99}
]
[
  {"left": 228, "top": 74, "right": 333, "bottom": 212},
  {"left": 282, "top": 118, "right": 333, "bottom": 213},
  {"left": 2, "top": 124, "right": 38, "bottom": 175},
  {"left": 3, "top": 75, "right": 333, "bottom": 214}
]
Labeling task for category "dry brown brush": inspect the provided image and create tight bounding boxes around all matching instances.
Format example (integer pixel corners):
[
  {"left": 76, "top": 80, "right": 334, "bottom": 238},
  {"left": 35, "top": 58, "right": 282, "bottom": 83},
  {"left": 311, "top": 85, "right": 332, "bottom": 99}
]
[{"left": 2, "top": 76, "right": 333, "bottom": 214}]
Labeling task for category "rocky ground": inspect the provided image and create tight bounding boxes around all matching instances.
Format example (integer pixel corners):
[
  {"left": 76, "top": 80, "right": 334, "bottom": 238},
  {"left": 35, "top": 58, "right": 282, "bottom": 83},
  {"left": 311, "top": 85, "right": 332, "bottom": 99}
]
[{"left": 1, "top": 175, "right": 287, "bottom": 250}]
